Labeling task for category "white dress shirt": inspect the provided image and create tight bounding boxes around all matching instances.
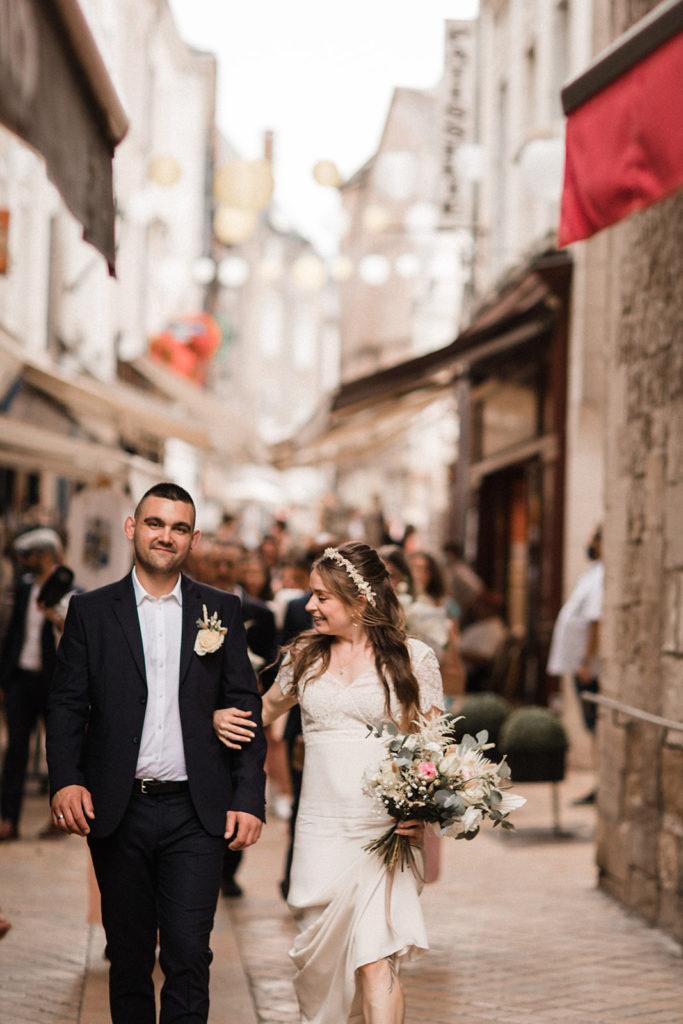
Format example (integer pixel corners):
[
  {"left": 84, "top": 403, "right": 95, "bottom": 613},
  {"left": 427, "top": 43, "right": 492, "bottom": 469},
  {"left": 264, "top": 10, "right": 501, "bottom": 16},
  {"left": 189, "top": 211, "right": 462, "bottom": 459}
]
[
  {"left": 132, "top": 567, "right": 187, "bottom": 781},
  {"left": 18, "top": 582, "right": 44, "bottom": 671},
  {"left": 547, "top": 561, "right": 604, "bottom": 676}
]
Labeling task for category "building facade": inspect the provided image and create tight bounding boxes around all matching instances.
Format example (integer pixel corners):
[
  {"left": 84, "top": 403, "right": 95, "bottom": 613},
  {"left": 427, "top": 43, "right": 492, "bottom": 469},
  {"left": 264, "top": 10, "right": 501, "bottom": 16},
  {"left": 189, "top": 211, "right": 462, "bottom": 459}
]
[
  {"left": 584, "top": 0, "right": 683, "bottom": 946},
  {"left": 0, "top": 0, "right": 219, "bottom": 554}
]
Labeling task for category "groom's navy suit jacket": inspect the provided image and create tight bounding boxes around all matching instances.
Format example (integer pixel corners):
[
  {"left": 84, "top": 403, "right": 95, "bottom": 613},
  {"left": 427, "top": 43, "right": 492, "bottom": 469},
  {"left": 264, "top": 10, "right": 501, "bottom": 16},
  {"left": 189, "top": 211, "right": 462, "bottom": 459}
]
[{"left": 46, "top": 572, "right": 267, "bottom": 838}]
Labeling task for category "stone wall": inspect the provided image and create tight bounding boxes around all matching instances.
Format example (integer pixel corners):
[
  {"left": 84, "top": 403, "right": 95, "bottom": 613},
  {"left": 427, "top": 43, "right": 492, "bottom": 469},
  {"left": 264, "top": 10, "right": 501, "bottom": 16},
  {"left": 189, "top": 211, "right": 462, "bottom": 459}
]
[{"left": 596, "top": 187, "right": 683, "bottom": 943}]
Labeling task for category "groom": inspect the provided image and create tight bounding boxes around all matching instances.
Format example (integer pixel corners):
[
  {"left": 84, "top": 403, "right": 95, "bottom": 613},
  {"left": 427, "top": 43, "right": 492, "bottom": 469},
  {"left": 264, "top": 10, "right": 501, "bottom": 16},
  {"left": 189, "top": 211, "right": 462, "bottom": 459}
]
[{"left": 46, "top": 483, "right": 267, "bottom": 1023}]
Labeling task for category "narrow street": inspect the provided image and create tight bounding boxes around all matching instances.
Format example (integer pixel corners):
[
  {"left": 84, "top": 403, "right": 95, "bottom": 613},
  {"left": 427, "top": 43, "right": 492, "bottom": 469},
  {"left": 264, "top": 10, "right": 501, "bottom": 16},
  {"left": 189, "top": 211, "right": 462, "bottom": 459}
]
[{"left": 3, "top": 771, "right": 681, "bottom": 1024}]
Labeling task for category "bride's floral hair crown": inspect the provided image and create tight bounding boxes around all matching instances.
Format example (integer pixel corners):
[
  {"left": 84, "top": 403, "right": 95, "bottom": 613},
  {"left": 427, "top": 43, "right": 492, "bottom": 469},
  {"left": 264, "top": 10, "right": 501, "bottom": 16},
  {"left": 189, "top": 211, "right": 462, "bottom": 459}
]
[{"left": 322, "top": 547, "right": 378, "bottom": 607}]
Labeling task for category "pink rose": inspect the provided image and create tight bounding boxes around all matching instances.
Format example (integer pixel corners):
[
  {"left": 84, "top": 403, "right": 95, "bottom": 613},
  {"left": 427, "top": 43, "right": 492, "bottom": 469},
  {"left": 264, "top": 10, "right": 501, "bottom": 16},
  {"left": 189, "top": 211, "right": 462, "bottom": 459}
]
[{"left": 417, "top": 761, "right": 437, "bottom": 780}]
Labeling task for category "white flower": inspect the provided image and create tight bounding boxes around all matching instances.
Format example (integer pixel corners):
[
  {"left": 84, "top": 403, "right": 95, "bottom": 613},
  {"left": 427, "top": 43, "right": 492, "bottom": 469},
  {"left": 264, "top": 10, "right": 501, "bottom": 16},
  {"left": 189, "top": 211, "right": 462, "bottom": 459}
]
[
  {"left": 498, "top": 793, "right": 527, "bottom": 814},
  {"left": 462, "top": 806, "right": 483, "bottom": 832},
  {"left": 438, "top": 751, "right": 461, "bottom": 776},
  {"left": 194, "top": 628, "right": 224, "bottom": 656},
  {"left": 194, "top": 605, "right": 227, "bottom": 656},
  {"left": 462, "top": 778, "right": 488, "bottom": 803}
]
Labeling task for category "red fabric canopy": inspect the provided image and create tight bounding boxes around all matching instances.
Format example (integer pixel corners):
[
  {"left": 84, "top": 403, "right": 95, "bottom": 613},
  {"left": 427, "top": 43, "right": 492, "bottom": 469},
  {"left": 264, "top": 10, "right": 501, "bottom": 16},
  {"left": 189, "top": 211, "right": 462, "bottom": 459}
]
[{"left": 559, "top": 30, "right": 683, "bottom": 246}]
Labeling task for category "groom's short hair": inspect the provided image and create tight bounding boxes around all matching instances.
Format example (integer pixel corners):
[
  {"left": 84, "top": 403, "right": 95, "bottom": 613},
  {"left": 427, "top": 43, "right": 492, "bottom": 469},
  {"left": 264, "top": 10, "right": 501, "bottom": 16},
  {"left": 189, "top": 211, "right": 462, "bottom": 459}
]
[{"left": 135, "top": 482, "right": 196, "bottom": 524}]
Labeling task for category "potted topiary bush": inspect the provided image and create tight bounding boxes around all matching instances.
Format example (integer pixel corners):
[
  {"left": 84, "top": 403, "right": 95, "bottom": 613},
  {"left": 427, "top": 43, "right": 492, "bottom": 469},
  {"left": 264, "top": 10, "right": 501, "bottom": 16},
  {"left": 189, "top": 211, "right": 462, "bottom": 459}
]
[
  {"left": 452, "top": 692, "right": 512, "bottom": 753},
  {"left": 499, "top": 706, "right": 568, "bottom": 783}
]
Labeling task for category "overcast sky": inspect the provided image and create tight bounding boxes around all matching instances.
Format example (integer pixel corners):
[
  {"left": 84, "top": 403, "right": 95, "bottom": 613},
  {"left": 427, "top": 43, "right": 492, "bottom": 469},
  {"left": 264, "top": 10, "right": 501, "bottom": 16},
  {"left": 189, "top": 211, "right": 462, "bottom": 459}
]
[{"left": 169, "top": 0, "right": 478, "bottom": 250}]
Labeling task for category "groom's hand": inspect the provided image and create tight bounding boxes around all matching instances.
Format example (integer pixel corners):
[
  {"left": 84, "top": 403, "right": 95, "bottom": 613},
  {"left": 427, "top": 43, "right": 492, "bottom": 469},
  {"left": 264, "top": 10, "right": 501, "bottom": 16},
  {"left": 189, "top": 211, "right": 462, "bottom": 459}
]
[
  {"left": 51, "top": 785, "right": 95, "bottom": 836},
  {"left": 225, "top": 810, "right": 262, "bottom": 850}
]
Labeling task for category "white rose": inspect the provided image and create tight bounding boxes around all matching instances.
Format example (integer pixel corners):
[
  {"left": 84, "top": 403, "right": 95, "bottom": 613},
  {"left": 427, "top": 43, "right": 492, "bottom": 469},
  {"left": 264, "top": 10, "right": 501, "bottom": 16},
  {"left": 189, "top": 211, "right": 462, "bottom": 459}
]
[
  {"left": 462, "top": 806, "right": 483, "bottom": 832},
  {"left": 194, "top": 628, "right": 224, "bottom": 656}
]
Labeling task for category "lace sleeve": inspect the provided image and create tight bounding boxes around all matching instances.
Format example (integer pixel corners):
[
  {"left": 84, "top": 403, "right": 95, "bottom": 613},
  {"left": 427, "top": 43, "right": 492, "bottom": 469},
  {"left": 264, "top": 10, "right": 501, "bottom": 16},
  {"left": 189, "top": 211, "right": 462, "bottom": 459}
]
[
  {"left": 412, "top": 643, "right": 445, "bottom": 713},
  {"left": 275, "top": 654, "right": 298, "bottom": 700}
]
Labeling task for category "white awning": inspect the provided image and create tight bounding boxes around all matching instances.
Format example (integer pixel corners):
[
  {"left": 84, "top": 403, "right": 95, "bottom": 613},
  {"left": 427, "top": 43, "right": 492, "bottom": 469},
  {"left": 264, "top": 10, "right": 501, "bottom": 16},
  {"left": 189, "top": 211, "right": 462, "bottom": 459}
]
[
  {"left": 1, "top": 329, "right": 212, "bottom": 449},
  {"left": 127, "top": 355, "right": 265, "bottom": 461},
  {"left": 0, "top": 413, "right": 164, "bottom": 485}
]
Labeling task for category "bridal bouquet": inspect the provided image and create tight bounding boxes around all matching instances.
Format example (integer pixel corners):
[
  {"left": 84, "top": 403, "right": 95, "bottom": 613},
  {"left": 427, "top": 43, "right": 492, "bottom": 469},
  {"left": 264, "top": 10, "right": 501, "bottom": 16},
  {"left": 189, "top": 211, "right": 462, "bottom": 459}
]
[{"left": 362, "top": 714, "right": 525, "bottom": 872}]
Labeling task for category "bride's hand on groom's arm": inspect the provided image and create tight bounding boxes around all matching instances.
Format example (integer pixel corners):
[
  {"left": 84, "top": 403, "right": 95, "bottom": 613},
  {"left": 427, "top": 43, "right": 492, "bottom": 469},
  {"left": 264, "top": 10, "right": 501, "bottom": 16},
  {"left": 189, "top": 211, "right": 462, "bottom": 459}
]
[
  {"left": 225, "top": 809, "right": 262, "bottom": 849},
  {"left": 213, "top": 708, "right": 257, "bottom": 749},
  {"left": 51, "top": 785, "right": 95, "bottom": 836}
]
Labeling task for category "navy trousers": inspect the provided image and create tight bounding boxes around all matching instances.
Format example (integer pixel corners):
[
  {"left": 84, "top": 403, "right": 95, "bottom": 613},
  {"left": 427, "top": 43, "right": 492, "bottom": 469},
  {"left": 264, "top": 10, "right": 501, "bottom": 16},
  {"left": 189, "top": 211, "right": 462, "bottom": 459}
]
[{"left": 89, "top": 789, "right": 225, "bottom": 1024}]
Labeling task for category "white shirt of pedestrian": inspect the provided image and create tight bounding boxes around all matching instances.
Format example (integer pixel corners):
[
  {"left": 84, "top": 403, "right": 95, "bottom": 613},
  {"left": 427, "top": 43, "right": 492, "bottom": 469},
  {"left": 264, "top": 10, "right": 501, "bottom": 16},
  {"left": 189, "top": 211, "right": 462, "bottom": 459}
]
[
  {"left": 547, "top": 561, "right": 604, "bottom": 676},
  {"left": 132, "top": 567, "right": 187, "bottom": 781},
  {"left": 18, "top": 582, "right": 44, "bottom": 672}
]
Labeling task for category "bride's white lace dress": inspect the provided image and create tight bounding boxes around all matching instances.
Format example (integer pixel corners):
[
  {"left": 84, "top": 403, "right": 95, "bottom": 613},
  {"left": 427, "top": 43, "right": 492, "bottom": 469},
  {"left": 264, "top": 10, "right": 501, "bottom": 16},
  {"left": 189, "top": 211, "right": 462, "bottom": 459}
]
[{"left": 278, "top": 638, "right": 444, "bottom": 1024}]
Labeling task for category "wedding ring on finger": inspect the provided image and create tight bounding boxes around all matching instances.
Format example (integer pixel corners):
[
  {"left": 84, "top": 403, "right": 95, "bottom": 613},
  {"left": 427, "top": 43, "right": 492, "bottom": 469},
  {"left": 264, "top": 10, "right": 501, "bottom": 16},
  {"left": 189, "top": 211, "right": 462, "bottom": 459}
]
[{"left": 57, "top": 814, "right": 65, "bottom": 820}]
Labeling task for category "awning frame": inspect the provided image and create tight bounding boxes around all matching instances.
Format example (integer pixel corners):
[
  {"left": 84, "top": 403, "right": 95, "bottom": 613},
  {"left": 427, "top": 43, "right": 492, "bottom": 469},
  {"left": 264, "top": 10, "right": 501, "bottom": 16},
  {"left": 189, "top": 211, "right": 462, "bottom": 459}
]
[{"left": 562, "top": 0, "right": 683, "bottom": 114}]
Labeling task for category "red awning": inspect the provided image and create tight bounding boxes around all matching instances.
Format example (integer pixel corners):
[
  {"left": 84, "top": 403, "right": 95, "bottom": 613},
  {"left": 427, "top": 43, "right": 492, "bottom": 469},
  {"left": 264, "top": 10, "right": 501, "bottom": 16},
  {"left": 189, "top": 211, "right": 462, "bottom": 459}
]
[{"left": 559, "top": 0, "right": 683, "bottom": 246}]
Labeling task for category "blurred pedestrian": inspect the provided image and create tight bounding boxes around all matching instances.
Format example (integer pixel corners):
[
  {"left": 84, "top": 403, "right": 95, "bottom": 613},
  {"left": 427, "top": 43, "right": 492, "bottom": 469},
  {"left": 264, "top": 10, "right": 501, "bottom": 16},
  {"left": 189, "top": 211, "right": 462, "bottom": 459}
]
[
  {"left": 0, "top": 528, "right": 71, "bottom": 841},
  {"left": 269, "top": 550, "right": 310, "bottom": 634},
  {"left": 278, "top": 588, "right": 312, "bottom": 900},
  {"left": 210, "top": 540, "right": 277, "bottom": 897},
  {"left": 406, "top": 551, "right": 452, "bottom": 659},
  {"left": 548, "top": 526, "right": 603, "bottom": 805},
  {"left": 184, "top": 534, "right": 216, "bottom": 584},
  {"left": 441, "top": 541, "right": 484, "bottom": 621},
  {"left": 459, "top": 591, "right": 508, "bottom": 692},
  {"left": 379, "top": 545, "right": 415, "bottom": 608},
  {"left": 241, "top": 550, "right": 273, "bottom": 602}
]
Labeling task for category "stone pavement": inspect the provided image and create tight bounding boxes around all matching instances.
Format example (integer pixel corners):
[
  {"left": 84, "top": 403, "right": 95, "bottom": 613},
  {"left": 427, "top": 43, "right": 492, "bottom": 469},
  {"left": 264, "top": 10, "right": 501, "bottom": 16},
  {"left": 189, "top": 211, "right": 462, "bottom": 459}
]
[
  {"left": 2, "top": 773, "right": 682, "bottom": 1023},
  {"left": 0, "top": 793, "right": 255, "bottom": 1024},
  {"left": 228, "top": 770, "right": 683, "bottom": 1024}
]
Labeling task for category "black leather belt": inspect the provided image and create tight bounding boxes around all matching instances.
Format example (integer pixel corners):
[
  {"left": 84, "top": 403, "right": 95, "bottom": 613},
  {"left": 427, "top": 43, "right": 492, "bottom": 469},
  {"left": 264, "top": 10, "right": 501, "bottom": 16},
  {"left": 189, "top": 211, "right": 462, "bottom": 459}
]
[{"left": 134, "top": 779, "right": 189, "bottom": 796}]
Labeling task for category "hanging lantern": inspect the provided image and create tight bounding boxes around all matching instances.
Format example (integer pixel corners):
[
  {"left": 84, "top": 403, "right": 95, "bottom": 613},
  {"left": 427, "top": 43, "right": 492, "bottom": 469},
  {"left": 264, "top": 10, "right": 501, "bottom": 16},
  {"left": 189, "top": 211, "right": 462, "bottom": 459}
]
[
  {"left": 395, "top": 252, "right": 421, "bottom": 279},
  {"left": 374, "top": 151, "right": 418, "bottom": 201},
  {"left": 329, "top": 255, "right": 354, "bottom": 282},
  {"left": 217, "top": 256, "right": 250, "bottom": 288},
  {"left": 358, "top": 254, "right": 391, "bottom": 286},
  {"left": 313, "top": 160, "right": 342, "bottom": 188},
  {"left": 147, "top": 155, "right": 182, "bottom": 187},
  {"left": 191, "top": 256, "right": 216, "bottom": 285},
  {"left": 405, "top": 202, "right": 439, "bottom": 233},
  {"left": 258, "top": 257, "right": 283, "bottom": 283},
  {"left": 291, "top": 254, "right": 327, "bottom": 291},
  {"left": 214, "top": 159, "right": 274, "bottom": 210},
  {"left": 214, "top": 206, "right": 258, "bottom": 246},
  {"left": 429, "top": 252, "right": 457, "bottom": 281},
  {"left": 362, "top": 203, "right": 391, "bottom": 233}
]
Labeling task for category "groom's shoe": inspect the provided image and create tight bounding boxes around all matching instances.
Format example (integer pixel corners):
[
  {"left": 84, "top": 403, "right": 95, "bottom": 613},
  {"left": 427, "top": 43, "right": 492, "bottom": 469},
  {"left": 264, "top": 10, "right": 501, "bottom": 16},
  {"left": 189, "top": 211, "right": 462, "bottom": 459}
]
[{"left": 221, "top": 878, "right": 243, "bottom": 898}]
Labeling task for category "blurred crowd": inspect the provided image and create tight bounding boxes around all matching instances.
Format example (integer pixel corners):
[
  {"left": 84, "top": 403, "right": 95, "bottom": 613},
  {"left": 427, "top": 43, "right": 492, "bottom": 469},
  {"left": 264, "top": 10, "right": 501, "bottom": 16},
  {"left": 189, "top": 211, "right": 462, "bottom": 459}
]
[{"left": 0, "top": 509, "right": 515, "bottom": 908}]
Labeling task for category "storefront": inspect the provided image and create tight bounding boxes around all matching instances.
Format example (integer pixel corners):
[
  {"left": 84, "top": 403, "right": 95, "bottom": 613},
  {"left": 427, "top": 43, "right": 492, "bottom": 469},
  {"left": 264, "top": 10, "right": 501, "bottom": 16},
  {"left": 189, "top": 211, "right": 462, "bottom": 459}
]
[{"left": 456, "top": 252, "right": 572, "bottom": 703}]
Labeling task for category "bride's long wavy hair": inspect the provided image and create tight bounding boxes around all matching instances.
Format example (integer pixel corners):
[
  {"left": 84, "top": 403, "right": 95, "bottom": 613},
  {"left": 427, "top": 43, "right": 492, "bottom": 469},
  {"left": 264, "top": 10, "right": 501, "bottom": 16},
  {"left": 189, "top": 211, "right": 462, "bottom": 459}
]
[{"left": 285, "top": 542, "right": 421, "bottom": 730}]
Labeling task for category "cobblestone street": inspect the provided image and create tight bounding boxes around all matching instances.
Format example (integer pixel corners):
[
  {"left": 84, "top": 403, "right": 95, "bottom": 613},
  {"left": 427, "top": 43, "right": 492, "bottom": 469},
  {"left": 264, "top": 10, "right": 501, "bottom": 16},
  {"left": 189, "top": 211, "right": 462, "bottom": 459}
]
[
  {"left": 229, "top": 771, "right": 683, "bottom": 1024},
  {"left": 2, "top": 772, "right": 682, "bottom": 1023}
]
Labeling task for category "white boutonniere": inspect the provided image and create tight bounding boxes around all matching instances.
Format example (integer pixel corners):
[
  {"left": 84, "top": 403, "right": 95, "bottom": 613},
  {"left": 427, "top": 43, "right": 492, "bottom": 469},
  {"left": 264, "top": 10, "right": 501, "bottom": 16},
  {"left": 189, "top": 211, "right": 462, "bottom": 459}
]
[{"left": 194, "top": 605, "right": 227, "bottom": 656}]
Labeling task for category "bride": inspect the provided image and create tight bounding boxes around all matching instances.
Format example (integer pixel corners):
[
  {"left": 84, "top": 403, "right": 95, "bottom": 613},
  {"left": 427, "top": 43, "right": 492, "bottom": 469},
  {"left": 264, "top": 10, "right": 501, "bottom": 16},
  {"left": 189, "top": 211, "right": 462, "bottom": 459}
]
[{"left": 213, "top": 542, "right": 444, "bottom": 1024}]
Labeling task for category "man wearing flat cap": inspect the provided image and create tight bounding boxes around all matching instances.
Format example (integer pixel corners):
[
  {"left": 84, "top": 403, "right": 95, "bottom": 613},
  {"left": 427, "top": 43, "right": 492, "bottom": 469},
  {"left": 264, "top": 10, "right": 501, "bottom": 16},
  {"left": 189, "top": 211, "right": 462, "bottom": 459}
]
[{"left": 0, "top": 528, "right": 68, "bottom": 840}]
